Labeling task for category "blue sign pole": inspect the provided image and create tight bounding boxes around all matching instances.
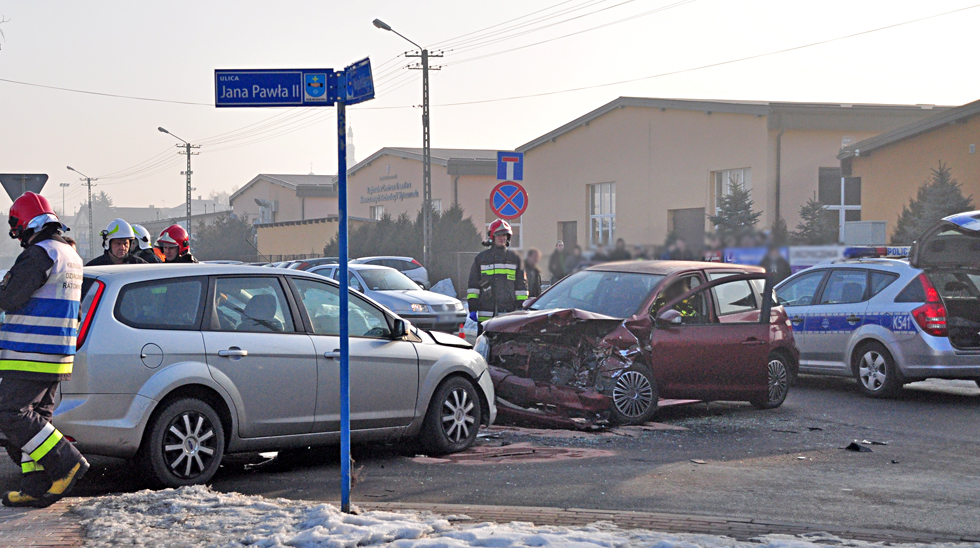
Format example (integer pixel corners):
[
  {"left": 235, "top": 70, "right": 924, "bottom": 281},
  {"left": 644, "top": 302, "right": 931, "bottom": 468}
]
[{"left": 336, "top": 94, "right": 351, "bottom": 514}]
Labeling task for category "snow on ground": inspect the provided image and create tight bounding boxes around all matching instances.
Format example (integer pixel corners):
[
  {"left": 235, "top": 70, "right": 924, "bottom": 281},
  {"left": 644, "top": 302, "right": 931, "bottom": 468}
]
[{"left": 72, "top": 486, "right": 974, "bottom": 548}]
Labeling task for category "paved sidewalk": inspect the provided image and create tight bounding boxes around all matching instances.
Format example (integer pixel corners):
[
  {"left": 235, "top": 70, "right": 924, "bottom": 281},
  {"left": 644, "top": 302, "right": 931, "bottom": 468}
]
[
  {"left": 0, "top": 499, "right": 83, "bottom": 547},
  {"left": 359, "top": 501, "right": 980, "bottom": 544}
]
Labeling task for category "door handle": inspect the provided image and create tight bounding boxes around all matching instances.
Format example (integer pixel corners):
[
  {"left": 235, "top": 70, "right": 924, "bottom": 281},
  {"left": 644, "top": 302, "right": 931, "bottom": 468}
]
[
  {"left": 740, "top": 338, "right": 766, "bottom": 346},
  {"left": 846, "top": 315, "right": 862, "bottom": 324},
  {"left": 790, "top": 317, "right": 803, "bottom": 324},
  {"left": 218, "top": 349, "right": 248, "bottom": 357},
  {"left": 324, "top": 349, "right": 341, "bottom": 359}
]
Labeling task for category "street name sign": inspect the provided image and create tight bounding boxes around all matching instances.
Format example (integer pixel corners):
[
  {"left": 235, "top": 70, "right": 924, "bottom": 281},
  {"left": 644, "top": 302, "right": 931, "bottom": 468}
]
[{"left": 214, "top": 58, "right": 374, "bottom": 108}]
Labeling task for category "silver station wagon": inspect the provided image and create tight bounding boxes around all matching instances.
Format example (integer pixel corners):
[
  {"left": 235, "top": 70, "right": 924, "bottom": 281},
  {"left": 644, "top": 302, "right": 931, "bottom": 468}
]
[{"left": 48, "top": 264, "right": 495, "bottom": 487}]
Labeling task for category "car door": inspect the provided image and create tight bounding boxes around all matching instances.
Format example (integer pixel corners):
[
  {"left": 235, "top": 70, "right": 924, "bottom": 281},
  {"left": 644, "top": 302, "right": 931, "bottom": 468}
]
[
  {"left": 804, "top": 268, "right": 870, "bottom": 371},
  {"left": 288, "top": 276, "right": 420, "bottom": 432},
  {"left": 650, "top": 274, "right": 771, "bottom": 400},
  {"left": 774, "top": 269, "right": 829, "bottom": 365},
  {"left": 202, "top": 275, "right": 317, "bottom": 438}
]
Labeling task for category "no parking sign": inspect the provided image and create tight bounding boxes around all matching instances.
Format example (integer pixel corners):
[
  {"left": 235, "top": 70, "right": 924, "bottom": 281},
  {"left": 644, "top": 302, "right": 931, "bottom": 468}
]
[{"left": 490, "top": 181, "right": 529, "bottom": 220}]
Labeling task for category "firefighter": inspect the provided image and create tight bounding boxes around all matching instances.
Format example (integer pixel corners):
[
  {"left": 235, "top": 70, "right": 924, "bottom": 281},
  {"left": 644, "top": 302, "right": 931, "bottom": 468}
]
[
  {"left": 466, "top": 219, "right": 528, "bottom": 332},
  {"left": 652, "top": 277, "right": 701, "bottom": 320},
  {"left": 0, "top": 192, "right": 89, "bottom": 508},
  {"left": 156, "top": 224, "right": 198, "bottom": 263},
  {"left": 85, "top": 218, "right": 147, "bottom": 266},
  {"left": 131, "top": 224, "right": 162, "bottom": 263}
]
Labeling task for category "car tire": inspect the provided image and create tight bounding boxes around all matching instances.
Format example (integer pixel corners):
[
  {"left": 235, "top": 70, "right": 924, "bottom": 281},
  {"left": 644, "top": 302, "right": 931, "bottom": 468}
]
[
  {"left": 610, "top": 366, "right": 659, "bottom": 425},
  {"left": 138, "top": 398, "right": 225, "bottom": 488},
  {"left": 751, "top": 353, "right": 790, "bottom": 409},
  {"left": 420, "top": 377, "right": 482, "bottom": 456},
  {"left": 854, "top": 342, "right": 903, "bottom": 398}
]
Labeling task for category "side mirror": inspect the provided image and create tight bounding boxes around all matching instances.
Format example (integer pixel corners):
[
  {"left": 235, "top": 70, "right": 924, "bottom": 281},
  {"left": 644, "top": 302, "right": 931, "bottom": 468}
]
[
  {"left": 522, "top": 296, "right": 537, "bottom": 309},
  {"left": 416, "top": 280, "right": 425, "bottom": 289},
  {"left": 390, "top": 318, "right": 407, "bottom": 339},
  {"left": 655, "top": 309, "right": 684, "bottom": 326}
]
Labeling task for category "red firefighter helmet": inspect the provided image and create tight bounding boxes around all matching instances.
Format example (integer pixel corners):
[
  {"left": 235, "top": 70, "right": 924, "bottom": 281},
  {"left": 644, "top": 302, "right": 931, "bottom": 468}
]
[
  {"left": 488, "top": 219, "right": 513, "bottom": 239},
  {"left": 157, "top": 224, "right": 190, "bottom": 255},
  {"left": 8, "top": 192, "right": 61, "bottom": 242}
]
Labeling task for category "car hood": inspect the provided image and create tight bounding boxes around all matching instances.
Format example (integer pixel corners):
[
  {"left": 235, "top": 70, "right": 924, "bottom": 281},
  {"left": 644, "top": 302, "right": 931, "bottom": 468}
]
[
  {"left": 909, "top": 210, "right": 980, "bottom": 270},
  {"left": 377, "top": 290, "right": 458, "bottom": 306},
  {"left": 484, "top": 307, "right": 625, "bottom": 336}
]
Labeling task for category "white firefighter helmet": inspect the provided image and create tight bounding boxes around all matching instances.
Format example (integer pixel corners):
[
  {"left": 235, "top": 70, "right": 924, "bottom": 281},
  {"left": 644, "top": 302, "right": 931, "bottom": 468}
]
[
  {"left": 101, "top": 218, "right": 136, "bottom": 250},
  {"left": 132, "top": 224, "right": 153, "bottom": 250}
]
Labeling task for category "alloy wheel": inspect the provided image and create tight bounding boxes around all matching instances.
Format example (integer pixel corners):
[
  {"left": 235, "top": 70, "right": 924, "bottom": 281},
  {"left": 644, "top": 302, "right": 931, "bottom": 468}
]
[
  {"left": 163, "top": 411, "right": 217, "bottom": 479},
  {"left": 441, "top": 388, "right": 476, "bottom": 443},
  {"left": 859, "top": 351, "right": 887, "bottom": 391},
  {"left": 613, "top": 371, "right": 655, "bottom": 419},
  {"left": 767, "top": 358, "right": 789, "bottom": 403}
]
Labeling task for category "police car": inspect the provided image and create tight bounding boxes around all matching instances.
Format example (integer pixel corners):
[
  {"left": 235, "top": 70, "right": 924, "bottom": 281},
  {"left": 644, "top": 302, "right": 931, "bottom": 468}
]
[{"left": 775, "top": 211, "right": 980, "bottom": 398}]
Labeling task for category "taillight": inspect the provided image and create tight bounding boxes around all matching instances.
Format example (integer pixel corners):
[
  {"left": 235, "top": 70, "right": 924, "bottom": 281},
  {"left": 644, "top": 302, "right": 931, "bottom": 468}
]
[
  {"left": 76, "top": 281, "right": 105, "bottom": 349},
  {"left": 411, "top": 259, "right": 422, "bottom": 267},
  {"left": 911, "top": 274, "right": 947, "bottom": 337}
]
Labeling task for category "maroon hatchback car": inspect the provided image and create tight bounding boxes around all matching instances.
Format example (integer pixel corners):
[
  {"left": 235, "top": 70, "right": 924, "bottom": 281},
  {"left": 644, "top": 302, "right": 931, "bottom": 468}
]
[{"left": 474, "top": 261, "right": 799, "bottom": 428}]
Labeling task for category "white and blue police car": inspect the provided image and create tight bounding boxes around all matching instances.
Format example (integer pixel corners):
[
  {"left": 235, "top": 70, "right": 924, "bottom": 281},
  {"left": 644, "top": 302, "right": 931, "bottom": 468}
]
[{"left": 775, "top": 211, "right": 980, "bottom": 398}]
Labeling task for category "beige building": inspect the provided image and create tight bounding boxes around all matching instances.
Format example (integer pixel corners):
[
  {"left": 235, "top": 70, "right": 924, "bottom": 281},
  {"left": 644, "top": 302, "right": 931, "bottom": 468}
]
[
  {"left": 840, "top": 98, "right": 980, "bottom": 239},
  {"left": 230, "top": 174, "right": 337, "bottom": 225},
  {"left": 512, "top": 97, "right": 945, "bottom": 256},
  {"left": 255, "top": 216, "right": 374, "bottom": 259}
]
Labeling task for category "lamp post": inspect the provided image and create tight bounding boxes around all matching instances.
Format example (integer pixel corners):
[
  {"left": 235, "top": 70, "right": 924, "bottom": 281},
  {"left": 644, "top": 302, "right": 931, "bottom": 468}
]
[
  {"left": 59, "top": 182, "right": 70, "bottom": 218},
  {"left": 373, "top": 18, "right": 440, "bottom": 268},
  {"left": 158, "top": 127, "right": 200, "bottom": 243},
  {"left": 66, "top": 166, "right": 97, "bottom": 259}
]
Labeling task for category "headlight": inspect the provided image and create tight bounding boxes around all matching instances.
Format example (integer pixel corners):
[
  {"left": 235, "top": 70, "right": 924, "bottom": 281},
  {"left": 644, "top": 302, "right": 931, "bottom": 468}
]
[
  {"left": 410, "top": 303, "right": 427, "bottom": 313},
  {"left": 453, "top": 301, "right": 464, "bottom": 311},
  {"left": 474, "top": 334, "right": 490, "bottom": 362}
]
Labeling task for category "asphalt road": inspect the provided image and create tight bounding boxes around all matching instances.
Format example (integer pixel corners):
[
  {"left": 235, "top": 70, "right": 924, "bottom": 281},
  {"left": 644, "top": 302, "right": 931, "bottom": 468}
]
[{"left": 3, "top": 375, "right": 978, "bottom": 538}]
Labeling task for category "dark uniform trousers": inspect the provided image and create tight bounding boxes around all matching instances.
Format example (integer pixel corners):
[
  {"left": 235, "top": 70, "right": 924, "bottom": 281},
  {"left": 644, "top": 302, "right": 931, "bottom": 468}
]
[{"left": 0, "top": 378, "right": 82, "bottom": 496}]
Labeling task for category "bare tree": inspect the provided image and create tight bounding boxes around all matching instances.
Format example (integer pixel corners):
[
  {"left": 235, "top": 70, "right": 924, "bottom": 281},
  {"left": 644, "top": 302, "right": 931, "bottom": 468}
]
[{"left": 0, "top": 16, "right": 10, "bottom": 50}]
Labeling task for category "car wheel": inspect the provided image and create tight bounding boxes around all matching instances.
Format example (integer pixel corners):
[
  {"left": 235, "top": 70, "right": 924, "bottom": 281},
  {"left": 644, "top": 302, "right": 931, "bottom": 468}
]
[
  {"left": 854, "top": 342, "right": 903, "bottom": 398},
  {"left": 420, "top": 377, "right": 482, "bottom": 456},
  {"left": 610, "top": 367, "right": 659, "bottom": 425},
  {"left": 138, "top": 398, "right": 225, "bottom": 488},
  {"left": 751, "top": 353, "right": 790, "bottom": 409}
]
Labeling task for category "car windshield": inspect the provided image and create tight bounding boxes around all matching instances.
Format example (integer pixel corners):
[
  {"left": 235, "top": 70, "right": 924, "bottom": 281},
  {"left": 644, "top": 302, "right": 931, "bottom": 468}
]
[
  {"left": 358, "top": 268, "right": 420, "bottom": 291},
  {"left": 530, "top": 270, "right": 664, "bottom": 318}
]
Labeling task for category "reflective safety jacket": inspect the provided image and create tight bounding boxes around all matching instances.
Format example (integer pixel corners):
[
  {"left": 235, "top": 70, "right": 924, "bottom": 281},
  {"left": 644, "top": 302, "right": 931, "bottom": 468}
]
[
  {"left": 466, "top": 246, "right": 528, "bottom": 322},
  {"left": 0, "top": 236, "right": 83, "bottom": 381}
]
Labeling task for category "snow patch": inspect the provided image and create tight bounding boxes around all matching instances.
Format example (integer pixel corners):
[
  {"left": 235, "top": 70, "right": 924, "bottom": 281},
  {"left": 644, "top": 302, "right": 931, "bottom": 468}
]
[{"left": 71, "top": 486, "right": 977, "bottom": 548}]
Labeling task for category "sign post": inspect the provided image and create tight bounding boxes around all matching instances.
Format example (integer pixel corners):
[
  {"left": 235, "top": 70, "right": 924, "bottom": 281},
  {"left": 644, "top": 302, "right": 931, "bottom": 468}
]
[{"left": 215, "top": 58, "right": 375, "bottom": 514}]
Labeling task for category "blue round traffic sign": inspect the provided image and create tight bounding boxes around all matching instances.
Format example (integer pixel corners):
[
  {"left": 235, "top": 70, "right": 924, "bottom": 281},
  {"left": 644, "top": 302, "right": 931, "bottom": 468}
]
[{"left": 490, "top": 181, "right": 529, "bottom": 220}]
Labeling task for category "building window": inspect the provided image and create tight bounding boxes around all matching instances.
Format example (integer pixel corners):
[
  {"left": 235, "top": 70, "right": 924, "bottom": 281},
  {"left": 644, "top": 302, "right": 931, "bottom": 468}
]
[
  {"left": 432, "top": 199, "right": 442, "bottom": 214},
  {"left": 485, "top": 199, "right": 522, "bottom": 249},
  {"left": 818, "top": 167, "right": 861, "bottom": 240},
  {"left": 589, "top": 182, "right": 615, "bottom": 248},
  {"left": 713, "top": 168, "right": 751, "bottom": 214},
  {"left": 370, "top": 205, "right": 384, "bottom": 221}
]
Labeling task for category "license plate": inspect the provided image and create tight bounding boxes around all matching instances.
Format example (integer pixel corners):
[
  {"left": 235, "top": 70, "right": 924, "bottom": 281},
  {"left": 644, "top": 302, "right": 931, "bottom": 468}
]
[{"left": 439, "top": 315, "right": 457, "bottom": 323}]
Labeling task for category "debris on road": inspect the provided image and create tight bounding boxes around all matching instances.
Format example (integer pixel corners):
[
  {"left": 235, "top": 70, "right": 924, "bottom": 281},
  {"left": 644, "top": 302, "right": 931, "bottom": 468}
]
[
  {"left": 844, "top": 441, "right": 873, "bottom": 453},
  {"left": 861, "top": 439, "right": 889, "bottom": 446},
  {"left": 690, "top": 459, "right": 707, "bottom": 464},
  {"left": 411, "top": 442, "right": 615, "bottom": 465}
]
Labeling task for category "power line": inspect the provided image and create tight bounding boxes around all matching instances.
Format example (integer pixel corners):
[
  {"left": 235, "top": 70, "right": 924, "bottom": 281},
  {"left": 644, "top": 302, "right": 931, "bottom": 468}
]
[
  {"left": 429, "top": 0, "right": 580, "bottom": 48},
  {"left": 0, "top": 77, "right": 212, "bottom": 106}
]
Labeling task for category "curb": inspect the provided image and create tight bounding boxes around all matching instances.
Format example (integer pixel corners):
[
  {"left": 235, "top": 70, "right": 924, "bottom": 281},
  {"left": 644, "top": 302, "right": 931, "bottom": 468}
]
[{"left": 357, "top": 501, "right": 980, "bottom": 544}]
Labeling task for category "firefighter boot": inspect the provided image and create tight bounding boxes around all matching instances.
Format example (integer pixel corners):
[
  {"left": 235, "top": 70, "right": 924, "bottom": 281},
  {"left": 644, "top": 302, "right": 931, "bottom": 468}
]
[
  {"left": 2, "top": 490, "right": 41, "bottom": 508},
  {"left": 1, "top": 468, "right": 52, "bottom": 508},
  {"left": 36, "top": 458, "right": 89, "bottom": 508}
]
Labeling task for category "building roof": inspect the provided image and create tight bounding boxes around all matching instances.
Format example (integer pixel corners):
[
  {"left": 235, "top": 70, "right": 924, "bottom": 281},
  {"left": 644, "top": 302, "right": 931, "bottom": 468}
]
[
  {"left": 517, "top": 96, "right": 949, "bottom": 153},
  {"left": 341, "top": 147, "right": 500, "bottom": 180},
  {"left": 837, "top": 98, "right": 980, "bottom": 160},
  {"left": 230, "top": 173, "right": 337, "bottom": 204},
  {"left": 254, "top": 214, "right": 374, "bottom": 228}
]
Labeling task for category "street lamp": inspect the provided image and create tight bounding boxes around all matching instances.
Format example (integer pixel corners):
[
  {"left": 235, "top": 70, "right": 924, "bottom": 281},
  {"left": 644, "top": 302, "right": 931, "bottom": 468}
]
[
  {"left": 158, "top": 127, "right": 200, "bottom": 243},
  {"left": 374, "top": 18, "right": 440, "bottom": 268},
  {"left": 59, "top": 183, "right": 70, "bottom": 218},
  {"left": 67, "top": 166, "right": 98, "bottom": 259}
]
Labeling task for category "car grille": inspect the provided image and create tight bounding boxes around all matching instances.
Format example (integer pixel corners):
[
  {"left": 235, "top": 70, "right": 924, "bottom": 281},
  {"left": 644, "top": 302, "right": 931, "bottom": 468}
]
[{"left": 431, "top": 304, "right": 458, "bottom": 312}]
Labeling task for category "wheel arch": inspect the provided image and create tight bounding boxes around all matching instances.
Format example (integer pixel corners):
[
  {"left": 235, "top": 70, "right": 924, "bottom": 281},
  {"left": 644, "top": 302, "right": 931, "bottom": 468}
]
[
  {"left": 848, "top": 336, "right": 893, "bottom": 377},
  {"left": 140, "top": 384, "right": 235, "bottom": 454}
]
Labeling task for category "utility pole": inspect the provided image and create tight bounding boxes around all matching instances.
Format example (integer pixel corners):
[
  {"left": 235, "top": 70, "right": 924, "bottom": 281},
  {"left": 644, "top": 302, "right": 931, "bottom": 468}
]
[
  {"left": 373, "top": 18, "right": 441, "bottom": 268},
  {"left": 406, "top": 48, "right": 442, "bottom": 268},
  {"left": 66, "top": 166, "right": 97, "bottom": 259},
  {"left": 158, "top": 127, "right": 200, "bottom": 242},
  {"left": 59, "top": 182, "right": 70, "bottom": 217}
]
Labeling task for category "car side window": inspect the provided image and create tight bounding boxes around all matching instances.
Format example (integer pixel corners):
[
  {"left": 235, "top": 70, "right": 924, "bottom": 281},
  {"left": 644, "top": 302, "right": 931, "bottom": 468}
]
[
  {"left": 869, "top": 271, "right": 899, "bottom": 297},
  {"left": 293, "top": 278, "right": 391, "bottom": 338},
  {"left": 711, "top": 279, "right": 757, "bottom": 315},
  {"left": 818, "top": 270, "right": 868, "bottom": 305},
  {"left": 116, "top": 277, "right": 205, "bottom": 330},
  {"left": 776, "top": 270, "right": 826, "bottom": 306},
  {"left": 652, "top": 275, "right": 707, "bottom": 325},
  {"left": 213, "top": 277, "right": 295, "bottom": 333}
]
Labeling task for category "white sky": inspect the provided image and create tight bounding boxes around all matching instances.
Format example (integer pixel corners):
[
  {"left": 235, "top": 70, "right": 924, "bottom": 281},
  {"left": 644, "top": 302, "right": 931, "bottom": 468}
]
[{"left": 1, "top": 0, "right": 979, "bottom": 215}]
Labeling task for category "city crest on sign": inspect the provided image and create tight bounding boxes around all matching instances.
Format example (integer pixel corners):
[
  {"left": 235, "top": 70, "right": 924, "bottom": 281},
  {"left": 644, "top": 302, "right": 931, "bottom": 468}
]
[{"left": 305, "top": 73, "right": 327, "bottom": 100}]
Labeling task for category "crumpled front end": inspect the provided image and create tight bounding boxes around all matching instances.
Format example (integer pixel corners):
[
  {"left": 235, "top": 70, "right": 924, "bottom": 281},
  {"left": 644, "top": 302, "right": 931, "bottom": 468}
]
[{"left": 483, "top": 308, "right": 649, "bottom": 429}]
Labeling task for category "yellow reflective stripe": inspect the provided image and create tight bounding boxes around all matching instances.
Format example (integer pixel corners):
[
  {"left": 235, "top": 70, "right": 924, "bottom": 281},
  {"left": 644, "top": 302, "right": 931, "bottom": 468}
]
[
  {"left": 21, "top": 461, "right": 43, "bottom": 473},
  {"left": 29, "top": 430, "right": 63, "bottom": 461},
  {"left": 0, "top": 360, "right": 73, "bottom": 375},
  {"left": 466, "top": 293, "right": 479, "bottom": 300},
  {"left": 515, "top": 295, "right": 528, "bottom": 301},
  {"left": 481, "top": 268, "right": 517, "bottom": 276}
]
